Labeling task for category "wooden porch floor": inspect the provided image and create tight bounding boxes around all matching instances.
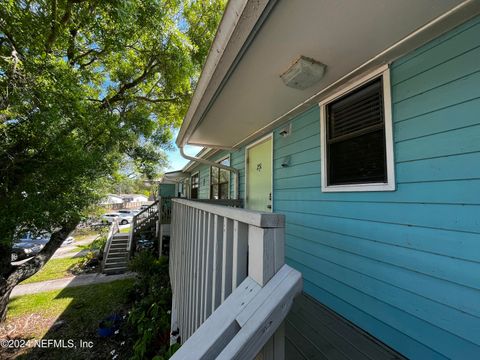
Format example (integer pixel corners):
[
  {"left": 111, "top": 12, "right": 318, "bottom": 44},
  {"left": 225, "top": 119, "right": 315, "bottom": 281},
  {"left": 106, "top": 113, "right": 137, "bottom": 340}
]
[{"left": 285, "top": 294, "right": 405, "bottom": 360}]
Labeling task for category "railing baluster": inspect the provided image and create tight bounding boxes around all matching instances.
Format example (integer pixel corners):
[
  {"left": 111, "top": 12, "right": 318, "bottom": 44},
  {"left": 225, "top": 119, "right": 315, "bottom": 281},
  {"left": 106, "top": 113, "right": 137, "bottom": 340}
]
[
  {"left": 192, "top": 208, "right": 200, "bottom": 335},
  {"left": 221, "top": 218, "right": 234, "bottom": 302},
  {"left": 232, "top": 220, "right": 248, "bottom": 289},
  {"left": 187, "top": 207, "right": 195, "bottom": 338},
  {"left": 193, "top": 209, "right": 201, "bottom": 332},
  {"left": 204, "top": 213, "right": 214, "bottom": 320},
  {"left": 181, "top": 203, "right": 187, "bottom": 340},
  {"left": 199, "top": 210, "right": 207, "bottom": 325},
  {"left": 212, "top": 214, "right": 224, "bottom": 312},
  {"left": 183, "top": 207, "right": 193, "bottom": 339}
]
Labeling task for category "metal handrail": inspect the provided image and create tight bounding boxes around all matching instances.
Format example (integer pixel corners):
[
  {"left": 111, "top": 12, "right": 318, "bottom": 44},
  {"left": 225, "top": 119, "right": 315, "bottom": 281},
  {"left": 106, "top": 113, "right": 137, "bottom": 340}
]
[
  {"left": 127, "top": 200, "right": 159, "bottom": 256},
  {"left": 133, "top": 200, "right": 158, "bottom": 218}
]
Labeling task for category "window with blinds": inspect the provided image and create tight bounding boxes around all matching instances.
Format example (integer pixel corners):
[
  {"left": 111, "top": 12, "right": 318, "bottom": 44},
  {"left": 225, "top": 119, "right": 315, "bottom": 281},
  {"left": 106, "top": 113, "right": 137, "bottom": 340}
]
[{"left": 325, "top": 77, "right": 387, "bottom": 186}]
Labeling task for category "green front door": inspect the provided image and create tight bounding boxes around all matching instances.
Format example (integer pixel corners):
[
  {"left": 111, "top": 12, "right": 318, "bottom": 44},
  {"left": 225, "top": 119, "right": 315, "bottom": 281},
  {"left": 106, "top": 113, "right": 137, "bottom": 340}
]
[{"left": 246, "top": 137, "right": 272, "bottom": 212}]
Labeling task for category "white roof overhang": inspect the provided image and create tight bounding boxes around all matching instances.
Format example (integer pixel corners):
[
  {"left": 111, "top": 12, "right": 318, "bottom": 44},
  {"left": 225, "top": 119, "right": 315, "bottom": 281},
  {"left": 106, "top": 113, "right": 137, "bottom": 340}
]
[
  {"left": 177, "top": 0, "right": 480, "bottom": 149},
  {"left": 162, "top": 170, "right": 190, "bottom": 183}
]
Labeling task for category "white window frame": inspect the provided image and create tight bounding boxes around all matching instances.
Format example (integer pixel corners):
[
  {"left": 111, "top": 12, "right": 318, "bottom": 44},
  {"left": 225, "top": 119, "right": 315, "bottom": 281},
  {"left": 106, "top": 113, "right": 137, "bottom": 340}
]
[
  {"left": 210, "top": 154, "right": 231, "bottom": 199},
  {"left": 319, "top": 65, "right": 395, "bottom": 192}
]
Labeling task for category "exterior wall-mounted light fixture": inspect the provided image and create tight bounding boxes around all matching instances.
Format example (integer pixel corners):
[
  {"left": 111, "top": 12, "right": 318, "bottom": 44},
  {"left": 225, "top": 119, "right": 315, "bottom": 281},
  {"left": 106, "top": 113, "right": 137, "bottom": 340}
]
[
  {"left": 281, "top": 155, "right": 291, "bottom": 168},
  {"left": 279, "top": 123, "right": 292, "bottom": 137},
  {"left": 280, "top": 56, "right": 326, "bottom": 90}
]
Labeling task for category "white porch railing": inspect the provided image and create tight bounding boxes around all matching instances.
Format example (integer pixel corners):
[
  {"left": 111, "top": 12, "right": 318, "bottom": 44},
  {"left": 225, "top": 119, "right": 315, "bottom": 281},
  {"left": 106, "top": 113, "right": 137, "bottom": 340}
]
[{"left": 169, "top": 199, "right": 302, "bottom": 359}]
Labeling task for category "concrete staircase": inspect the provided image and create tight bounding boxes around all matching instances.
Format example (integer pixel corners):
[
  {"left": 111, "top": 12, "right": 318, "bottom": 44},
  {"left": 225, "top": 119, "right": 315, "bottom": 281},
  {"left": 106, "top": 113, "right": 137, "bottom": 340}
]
[{"left": 103, "top": 233, "right": 129, "bottom": 274}]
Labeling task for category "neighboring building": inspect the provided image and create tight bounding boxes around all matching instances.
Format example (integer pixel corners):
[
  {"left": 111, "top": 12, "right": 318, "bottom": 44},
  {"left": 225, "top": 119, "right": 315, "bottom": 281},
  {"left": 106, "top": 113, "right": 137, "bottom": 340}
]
[
  {"left": 166, "top": 1, "right": 480, "bottom": 359},
  {"left": 99, "top": 194, "right": 124, "bottom": 205},
  {"left": 118, "top": 194, "right": 149, "bottom": 203}
]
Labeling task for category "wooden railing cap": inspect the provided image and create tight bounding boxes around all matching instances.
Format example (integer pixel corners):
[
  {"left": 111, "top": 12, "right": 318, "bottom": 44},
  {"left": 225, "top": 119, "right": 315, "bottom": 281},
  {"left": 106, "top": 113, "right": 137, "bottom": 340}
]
[{"left": 172, "top": 198, "right": 285, "bottom": 228}]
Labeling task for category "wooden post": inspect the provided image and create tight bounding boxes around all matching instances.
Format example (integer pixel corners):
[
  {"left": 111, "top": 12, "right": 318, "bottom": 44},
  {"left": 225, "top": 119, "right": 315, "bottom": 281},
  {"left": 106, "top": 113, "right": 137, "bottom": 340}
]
[{"left": 248, "top": 224, "right": 285, "bottom": 360}]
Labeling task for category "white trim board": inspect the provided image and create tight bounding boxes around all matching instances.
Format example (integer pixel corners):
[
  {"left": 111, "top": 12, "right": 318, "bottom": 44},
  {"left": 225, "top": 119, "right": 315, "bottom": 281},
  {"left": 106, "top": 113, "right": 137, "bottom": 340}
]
[{"left": 319, "top": 65, "right": 396, "bottom": 193}]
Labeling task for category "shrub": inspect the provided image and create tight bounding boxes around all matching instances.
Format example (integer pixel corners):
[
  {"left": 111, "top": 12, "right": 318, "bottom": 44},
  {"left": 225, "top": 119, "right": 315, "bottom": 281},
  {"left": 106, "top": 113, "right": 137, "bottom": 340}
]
[{"left": 128, "top": 252, "right": 173, "bottom": 360}]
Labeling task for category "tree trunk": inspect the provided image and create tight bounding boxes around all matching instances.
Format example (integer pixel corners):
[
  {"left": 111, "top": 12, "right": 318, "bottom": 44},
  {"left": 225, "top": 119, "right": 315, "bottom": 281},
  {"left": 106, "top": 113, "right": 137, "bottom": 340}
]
[
  {"left": 0, "top": 221, "right": 78, "bottom": 323},
  {"left": 0, "top": 286, "right": 13, "bottom": 323}
]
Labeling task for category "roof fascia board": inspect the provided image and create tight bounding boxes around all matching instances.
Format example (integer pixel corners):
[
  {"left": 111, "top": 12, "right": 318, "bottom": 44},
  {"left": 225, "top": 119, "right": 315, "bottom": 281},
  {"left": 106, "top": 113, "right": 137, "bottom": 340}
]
[{"left": 176, "top": 0, "right": 276, "bottom": 147}]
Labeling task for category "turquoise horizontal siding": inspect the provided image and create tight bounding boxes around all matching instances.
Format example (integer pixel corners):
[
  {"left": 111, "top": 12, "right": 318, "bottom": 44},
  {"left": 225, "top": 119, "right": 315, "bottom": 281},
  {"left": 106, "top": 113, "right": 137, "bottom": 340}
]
[{"left": 271, "top": 17, "right": 480, "bottom": 360}]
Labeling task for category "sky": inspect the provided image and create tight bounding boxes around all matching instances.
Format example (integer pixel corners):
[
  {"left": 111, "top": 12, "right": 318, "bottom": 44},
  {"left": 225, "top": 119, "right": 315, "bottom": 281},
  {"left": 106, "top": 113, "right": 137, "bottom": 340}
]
[{"left": 165, "top": 136, "right": 203, "bottom": 171}]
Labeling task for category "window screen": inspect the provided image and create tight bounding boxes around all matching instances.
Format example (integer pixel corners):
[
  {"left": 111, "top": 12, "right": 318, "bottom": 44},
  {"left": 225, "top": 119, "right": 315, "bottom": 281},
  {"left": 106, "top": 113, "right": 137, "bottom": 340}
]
[{"left": 326, "top": 77, "right": 387, "bottom": 185}]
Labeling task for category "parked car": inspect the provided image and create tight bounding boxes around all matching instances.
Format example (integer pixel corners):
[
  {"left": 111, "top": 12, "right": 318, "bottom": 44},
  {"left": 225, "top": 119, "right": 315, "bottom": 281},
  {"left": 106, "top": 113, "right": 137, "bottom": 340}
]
[
  {"left": 113, "top": 210, "right": 133, "bottom": 224},
  {"left": 101, "top": 213, "right": 120, "bottom": 224},
  {"left": 18, "top": 231, "right": 50, "bottom": 245},
  {"left": 118, "top": 214, "right": 133, "bottom": 225},
  {"left": 61, "top": 236, "right": 75, "bottom": 247},
  {"left": 11, "top": 241, "right": 43, "bottom": 262},
  {"left": 102, "top": 212, "right": 132, "bottom": 225},
  {"left": 118, "top": 209, "right": 138, "bottom": 216},
  {"left": 15, "top": 230, "right": 74, "bottom": 253}
]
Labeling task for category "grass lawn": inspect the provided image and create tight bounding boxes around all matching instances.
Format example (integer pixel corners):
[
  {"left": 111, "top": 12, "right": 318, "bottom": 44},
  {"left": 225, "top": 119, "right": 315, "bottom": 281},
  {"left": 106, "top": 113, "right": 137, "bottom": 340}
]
[
  {"left": 20, "top": 258, "right": 80, "bottom": 284},
  {"left": 3, "top": 279, "right": 135, "bottom": 360},
  {"left": 66, "top": 246, "right": 84, "bottom": 255},
  {"left": 119, "top": 226, "right": 131, "bottom": 233},
  {"left": 71, "top": 229, "right": 100, "bottom": 242}
]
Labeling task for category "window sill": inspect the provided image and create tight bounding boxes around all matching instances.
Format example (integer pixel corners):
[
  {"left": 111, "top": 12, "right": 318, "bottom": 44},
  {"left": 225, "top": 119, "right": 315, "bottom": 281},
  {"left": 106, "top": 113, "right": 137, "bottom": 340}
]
[{"left": 321, "top": 182, "right": 396, "bottom": 192}]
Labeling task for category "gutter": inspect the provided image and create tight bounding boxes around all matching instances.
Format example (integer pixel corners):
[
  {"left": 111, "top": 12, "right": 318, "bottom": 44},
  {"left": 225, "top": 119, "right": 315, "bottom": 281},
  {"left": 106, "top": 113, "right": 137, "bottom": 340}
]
[
  {"left": 179, "top": 146, "right": 240, "bottom": 200},
  {"left": 182, "top": 148, "right": 218, "bottom": 173}
]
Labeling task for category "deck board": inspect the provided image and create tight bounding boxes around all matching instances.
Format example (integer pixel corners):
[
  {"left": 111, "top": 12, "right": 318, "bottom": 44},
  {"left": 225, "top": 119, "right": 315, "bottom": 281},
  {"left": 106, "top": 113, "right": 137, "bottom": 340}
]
[{"left": 285, "top": 294, "right": 405, "bottom": 360}]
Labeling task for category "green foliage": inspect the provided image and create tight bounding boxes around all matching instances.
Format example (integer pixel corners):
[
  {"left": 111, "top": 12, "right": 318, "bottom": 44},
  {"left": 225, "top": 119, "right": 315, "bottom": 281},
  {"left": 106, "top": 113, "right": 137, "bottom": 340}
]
[
  {"left": 0, "top": 0, "right": 226, "bottom": 272},
  {"left": 153, "top": 343, "right": 181, "bottom": 360},
  {"left": 89, "top": 234, "right": 108, "bottom": 252},
  {"left": 108, "top": 176, "right": 154, "bottom": 197},
  {"left": 128, "top": 253, "right": 172, "bottom": 359}
]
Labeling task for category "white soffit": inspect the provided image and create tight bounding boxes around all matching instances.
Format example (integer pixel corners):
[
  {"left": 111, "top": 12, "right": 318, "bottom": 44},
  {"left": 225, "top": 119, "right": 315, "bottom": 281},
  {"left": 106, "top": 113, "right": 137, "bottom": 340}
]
[{"left": 185, "top": 0, "right": 477, "bottom": 149}]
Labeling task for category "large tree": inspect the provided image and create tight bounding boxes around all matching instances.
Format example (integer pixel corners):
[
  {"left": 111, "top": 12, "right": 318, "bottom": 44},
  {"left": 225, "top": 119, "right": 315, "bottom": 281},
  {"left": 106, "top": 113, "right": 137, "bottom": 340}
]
[{"left": 0, "top": 0, "right": 225, "bottom": 321}]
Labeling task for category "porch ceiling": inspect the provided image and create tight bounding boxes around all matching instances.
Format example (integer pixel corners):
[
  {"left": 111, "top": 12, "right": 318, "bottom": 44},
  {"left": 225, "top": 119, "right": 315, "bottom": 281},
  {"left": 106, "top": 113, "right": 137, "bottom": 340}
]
[
  {"left": 162, "top": 170, "right": 190, "bottom": 183},
  {"left": 179, "top": 0, "right": 476, "bottom": 149}
]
